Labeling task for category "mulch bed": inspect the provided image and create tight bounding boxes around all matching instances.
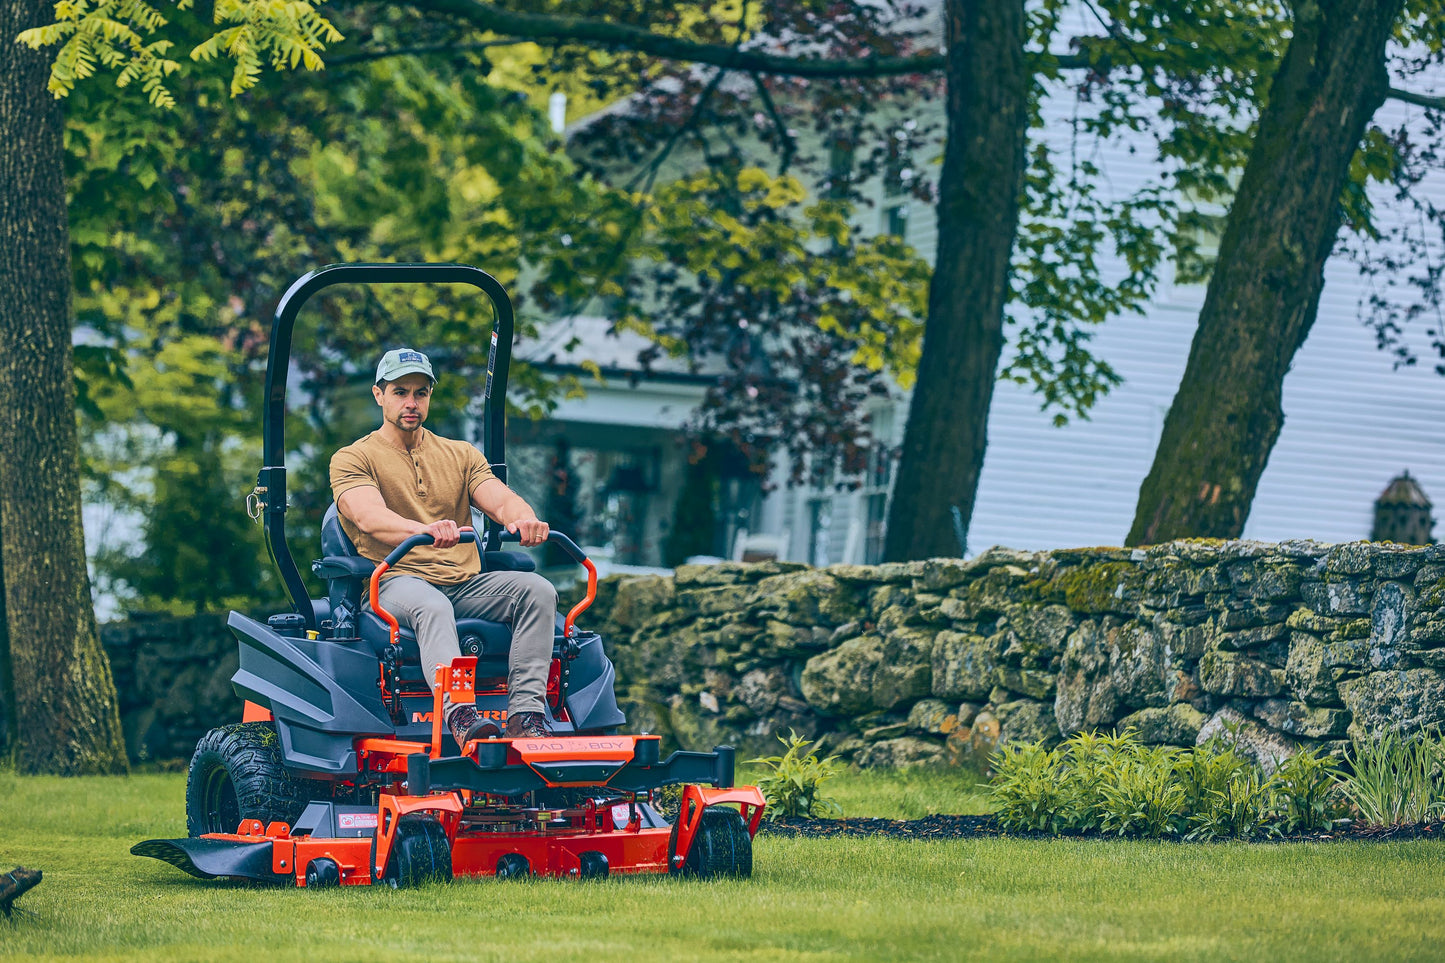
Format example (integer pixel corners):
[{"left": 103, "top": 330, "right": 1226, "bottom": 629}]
[{"left": 758, "top": 815, "right": 1445, "bottom": 843}]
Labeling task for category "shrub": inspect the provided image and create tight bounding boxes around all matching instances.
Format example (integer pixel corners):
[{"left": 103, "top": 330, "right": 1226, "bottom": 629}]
[
  {"left": 1097, "top": 744, "right": 1187, "bottom": 838},
  {"left": 1341, "top": 731, "right": 1445, "bottom": 827},
  {"left": 990, "top": 742, "right": 1070, "bottom": 833},
  {"left": 1273, "top": 747, "right": 1346, "bottom": 834},
  {"left": 1187, "top": 764, "right": 1281, "bottom": 841},
  {"left": 749, "top": 731, "right": 844, "bottom": 820},
  {"left": 1176, "top": 738, "right": 1253, "bottom": 814},
  {"left": 1057, "top": 729, "right": 1138, "bottom": 833},
  {"left": 989, "top": 728, "right": 1351, "bottom": 840}
]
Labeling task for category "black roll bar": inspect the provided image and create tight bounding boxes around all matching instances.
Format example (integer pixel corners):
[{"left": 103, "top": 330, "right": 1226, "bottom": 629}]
[{"left": 258, "top": 263, "right": 515, "bottom": 628}]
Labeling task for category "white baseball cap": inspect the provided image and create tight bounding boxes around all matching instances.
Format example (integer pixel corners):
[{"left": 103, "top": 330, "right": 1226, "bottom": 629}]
[{"left": 375, "top": 348, "right": 435, "bottom": 384}]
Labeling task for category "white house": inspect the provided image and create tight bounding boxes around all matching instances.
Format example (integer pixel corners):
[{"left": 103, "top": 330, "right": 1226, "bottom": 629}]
[{"left": 505, "top": 8, "right": 1445, "bottom": 569}]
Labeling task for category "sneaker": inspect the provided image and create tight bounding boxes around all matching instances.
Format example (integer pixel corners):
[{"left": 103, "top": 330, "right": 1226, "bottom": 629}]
[
  {"left": 447, "top": 705, "right": 499, "bottom": 747},
  {"left": 504, "top": 711, "right": 551, "bottom": 738}
]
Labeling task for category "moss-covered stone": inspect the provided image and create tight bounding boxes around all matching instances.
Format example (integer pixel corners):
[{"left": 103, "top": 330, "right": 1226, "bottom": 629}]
[
  {"left": 750, "top": 570, "right": 862, "bottom": 626},
  {"left": 1287, "top": 609, "right": 1342, "bottom": 634},
  {"left": 1301, "top": 579, "right": 1371, "bottom": 617},
  {"left": 1216, "top": 622, "right": 1287, "bottom": 651},
  {"left": 1117, "top": 703, "right": 1209, "bottom": 745},
  {"left": 1339, "top": 669, "right": 1445, "bottom": 740},
  {"left": 856, "top": 736, "right": 947, "bottom": 769},
  {"left": 994, "top": 665, "right": 1057, "bottom": 700},
  {"left": 1251, "top": 699, "right": 1350, "bottom": 739},
  {"left": 673, "top": 562, "right": 757, "bottom": 587},
  {"left": 955, "top": 567, "right": 1040, "bottom": 618},
  {"left": 799, "top": 627, "right": 932, "bottom": 714},
  {"left": 1285, "top": 632, "right": 1341, "bottom": 706},
  {"left": 930, "top": 630, "right": 1003, "bottom": 701},
  {"left": 916, "top": 558, "right": 977, "bottom": 591},
  {"left": 946, "top": 710, "right": 1000, "bottom": 770},
  {"left": 1055, "top": 618, "right": 1169, "bottom": 732},
  {"left": 906, "top": 698, "right": 959, "bottom": 735},
  {"left": 1197, "top": 708, "right": 1297, "bottom": 773},
  {"left": 1198, "top": 651, "right": 1282, "bottom": 698},
  {"left": 1217, "top": 603, "right": 1293, "bottom": 631},
  {"left": 677, "top": 582, "right": 760, "bottom": 617},
  {"left": 996, "top": 699, "right": 1060, "bottom": 747},
  {"left": 828, "top": 561, "right": 924, "bottom": 584},
  {"left": 1227, "top": 560, "right": 1306, "bottom": 601},
  {"left": 1367, "top": 582, "right": 1412, "bottom": 668},
  {"left": 607, "top": 575, "right": 675, "bottom": 632},
  {"left": 1048, "top": 561, "right": 1142, "bottom": 615},
  {"left": 995, "top": 603, "right": 1075, "bottom": 662}
]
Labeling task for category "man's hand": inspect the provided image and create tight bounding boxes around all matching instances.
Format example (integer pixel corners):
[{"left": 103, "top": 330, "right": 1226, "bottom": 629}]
[
  {"left": 508, "top": 517, "right": 550, "bottom": 548},
  {"left": 425, "top": 519, "right": 461, "bottom": 548}
]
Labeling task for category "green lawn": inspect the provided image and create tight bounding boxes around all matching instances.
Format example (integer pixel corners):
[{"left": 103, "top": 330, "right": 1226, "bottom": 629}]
[{"left": 4, "top": 770, "right": 1445, "bottom": 961}]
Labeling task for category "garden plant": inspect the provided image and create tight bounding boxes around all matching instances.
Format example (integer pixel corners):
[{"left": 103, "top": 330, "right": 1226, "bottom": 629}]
[{"left": 990, "top": 727, "right": 1445, "bottom": 839}]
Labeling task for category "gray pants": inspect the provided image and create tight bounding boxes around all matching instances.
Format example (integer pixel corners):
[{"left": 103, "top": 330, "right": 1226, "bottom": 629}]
[{"left": 378, "top": 571, "right": 558, "bottom": 715}]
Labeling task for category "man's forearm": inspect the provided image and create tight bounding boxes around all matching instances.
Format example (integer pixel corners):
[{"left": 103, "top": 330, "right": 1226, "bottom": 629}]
[
  {"left": 473, "top": 478, "right": 539, "bottom": 527},
  {"left": 339, "top": 489, "right": 432, "bottom": 546},
  {"left": 354, "top": 509, "right": 432, "bottom": 546}
]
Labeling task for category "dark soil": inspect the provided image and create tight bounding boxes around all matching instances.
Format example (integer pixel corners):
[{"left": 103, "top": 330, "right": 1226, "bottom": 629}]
[{"left": 759, "top": 815, "right": 1445, "bottom": 843}]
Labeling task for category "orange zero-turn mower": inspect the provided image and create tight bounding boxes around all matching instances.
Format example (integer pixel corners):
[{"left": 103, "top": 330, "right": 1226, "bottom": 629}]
[{"left": 131, "top": 264, "right": 764, "bottom": 886}]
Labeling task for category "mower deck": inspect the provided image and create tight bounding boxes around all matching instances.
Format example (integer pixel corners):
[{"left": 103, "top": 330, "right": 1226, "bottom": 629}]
[{"left": 134, "top": 734, "right": 764, "bottom": 886}]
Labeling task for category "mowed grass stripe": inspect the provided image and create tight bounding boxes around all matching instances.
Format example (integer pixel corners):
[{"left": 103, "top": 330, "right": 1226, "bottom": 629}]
[{"left": 4, "top": 773, "right": 1445, "bottom": 961}]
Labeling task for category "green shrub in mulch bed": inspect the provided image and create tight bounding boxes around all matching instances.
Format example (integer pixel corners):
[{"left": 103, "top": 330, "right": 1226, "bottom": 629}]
[{"left": 987, "top": 727, "right": 1445, "bottom": 841}]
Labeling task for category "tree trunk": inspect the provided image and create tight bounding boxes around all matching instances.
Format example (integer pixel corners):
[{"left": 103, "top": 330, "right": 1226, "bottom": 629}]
[
  {"left": 0, "top": 0, "right": 128, "bottom": 774},
  {"left": 0, "top": 515, "right": 10, "bottom": 761},
  {"left": 1127, "top": 0, "right": 1404, "bottom": 546},
  {"left": 883, "top": 0, "right": 1029, "bottom": 562}
]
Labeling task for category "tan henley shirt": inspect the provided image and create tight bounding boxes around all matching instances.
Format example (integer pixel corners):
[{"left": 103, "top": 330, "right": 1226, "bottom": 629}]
[{"left": 329, "top": 427, "right": 496, "bottom": 585}]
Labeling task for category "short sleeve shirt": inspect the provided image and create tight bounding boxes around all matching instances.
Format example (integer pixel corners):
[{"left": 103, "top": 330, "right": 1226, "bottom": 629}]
[{"left": 329, "top": 428, "right": 496, "bottom": 584}]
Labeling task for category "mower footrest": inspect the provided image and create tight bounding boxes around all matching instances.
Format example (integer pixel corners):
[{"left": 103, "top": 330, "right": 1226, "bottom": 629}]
[{"left": 426, "top": 746, "right": 735, "bottom": 797}]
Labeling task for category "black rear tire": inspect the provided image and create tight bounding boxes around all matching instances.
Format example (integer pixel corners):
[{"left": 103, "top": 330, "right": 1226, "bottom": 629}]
[
  {"left": 185, "top": 722, "right": 313, "bottom": 837},
  {"left": 370, "top": 814, "right": 452, "bottom": 889},
  {"left": 668, "top": 806, "right": 752, "bottom": 879}
]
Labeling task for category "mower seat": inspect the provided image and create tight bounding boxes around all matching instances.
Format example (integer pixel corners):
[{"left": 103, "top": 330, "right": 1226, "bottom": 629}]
[{"left": 314, "top": 504, "right": 534, "bottom": 679}]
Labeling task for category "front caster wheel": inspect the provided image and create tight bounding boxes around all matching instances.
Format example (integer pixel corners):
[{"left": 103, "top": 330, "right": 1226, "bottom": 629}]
[
  {"left": 669, "top": 806, "right": 752, "bottom": 879},
  {"left": 496, "top": 853, "right": 530, "bottom": 879},
  {"left": 370, "top": 814, "right": 452, "bottom": 889},
  {"left": 578, "top": 851, "right": 609, "bottom": 879},
  {"left": 305, "top": 857, "right": 341, "bottom": 888}
]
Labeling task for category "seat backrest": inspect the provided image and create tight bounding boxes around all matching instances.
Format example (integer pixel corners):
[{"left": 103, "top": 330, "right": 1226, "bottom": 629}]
[{"left": 322, "top": 503, "right": 359, "bottom": 557}]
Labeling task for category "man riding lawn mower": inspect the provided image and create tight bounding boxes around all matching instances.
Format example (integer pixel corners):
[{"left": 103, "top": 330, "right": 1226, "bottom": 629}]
[{"left": 133, "top": 264, "right": 764, "bottom": 887}]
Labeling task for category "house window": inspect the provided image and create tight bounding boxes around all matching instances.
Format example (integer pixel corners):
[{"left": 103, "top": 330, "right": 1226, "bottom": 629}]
[
  {"left": 826, "top": 140, "right": 855, "bottom": 199},
  {"left": 863, "top": 492, "right": 888, "bottom": 564},
  {"left": 882, "top": 122, "right": 917, "bottom": 198},
  {"left": 861, "top": 429, "right": 894, "bottom": 564},
  {"left": 808, "top": 496, "right": 832, "bottom": 567},
  {"left": 884, "top": 202, "right": 910, "bottom": 239}
]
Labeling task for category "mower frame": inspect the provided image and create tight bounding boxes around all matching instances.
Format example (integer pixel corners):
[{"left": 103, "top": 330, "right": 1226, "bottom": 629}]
[{"left": 131, "top": 263, "right": 765, "bottom": 887}]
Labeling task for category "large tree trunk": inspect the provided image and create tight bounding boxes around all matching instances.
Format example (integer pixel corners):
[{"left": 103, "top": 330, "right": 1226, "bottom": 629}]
[
  {"left": 0, "top": 0, "right": 128, "bottom": 774},
  {"left": 0, "top": 519, "right": 10, "bottom": 760},
  {"left": 883, "top": 0, "right": 1029, "bottom": 562},
  {"left": 1127, "top": 0, "right": 1404, "bottom": 546}
]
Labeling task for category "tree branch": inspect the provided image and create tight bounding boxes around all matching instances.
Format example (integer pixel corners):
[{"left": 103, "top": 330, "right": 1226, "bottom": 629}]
[
  {"left": 625, "top": 68, "right": 727, "bottom": 193},
  {"left": 1389, "top": 86, "right": 1445, "bottom": 110},
  {"left": 750, "top": 72, "right": 795, "bottom": 175},
  {"left": 328, "top": 39, "right": 526, "bottom": 65},
  {"left": 412, "top": 0, "right": 946, "bottom": 77}
]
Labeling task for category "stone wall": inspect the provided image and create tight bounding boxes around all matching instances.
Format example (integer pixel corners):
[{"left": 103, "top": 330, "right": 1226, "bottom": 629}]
[
  {"left": 594, "top": 540, "right": 1445, "bottom": 769},
  {"left": 102, "top": 540, "right": 1445, "bottom": 768},
  {"left": 102, "top": 614, "right": 235, "bottom": 763}
]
